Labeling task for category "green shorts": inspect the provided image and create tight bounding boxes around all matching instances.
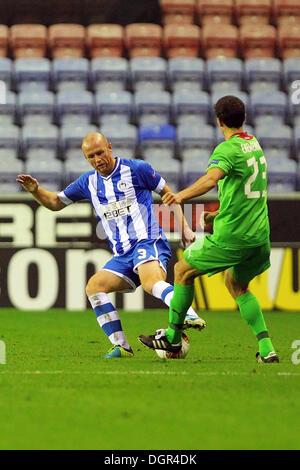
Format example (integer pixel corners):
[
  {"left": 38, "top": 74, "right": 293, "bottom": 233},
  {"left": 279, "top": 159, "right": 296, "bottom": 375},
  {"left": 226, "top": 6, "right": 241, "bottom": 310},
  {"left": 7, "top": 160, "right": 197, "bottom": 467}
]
[{"left": 183, "top": 235, "right": 271, "bottom": 285}]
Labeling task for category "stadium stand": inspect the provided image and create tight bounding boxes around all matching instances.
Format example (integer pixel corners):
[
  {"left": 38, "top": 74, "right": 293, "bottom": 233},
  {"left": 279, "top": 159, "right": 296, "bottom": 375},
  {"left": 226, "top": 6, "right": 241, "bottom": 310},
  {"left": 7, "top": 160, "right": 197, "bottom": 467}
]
[
  {"left": 235, "top": 0, "right": 272, "bottom": 26},
  {"left": 240, "top": 24, "right": 277, "bottom": 59},
  {"left": 95, "top": 90, "right": 133, "bottom": 125},
  {"left": 278, "top": 24, "right": 300, "bottom": 59},
  {"left": 0, "top": 91, "right": 16, "bottom": 125},
  {"left": 255, "top": 124, "right": 293, "bottom": 159},
  {"left": 196, "top": 0, "right": 234, "bottom": 26},
  {"left": 164, "top": 24, "right": 201, "bottom": 58},
  {"left": 161, "top": 0, "right": 196, "bottom": 25},
  {"left": 168, "top": 57, "right": 205, "bottom": 92},
  {"left": 172, "top": 89, "right": 211, "bottom": 125},
  {"left": 22, "top": 124, "right": 59, "bottom": 161},
  {"left": 283, "top": 58, "right": 300, "bottom": 91},
  {"left": 177, "top": 123, "right": 216, "bottom": 161},
  {"left": 48, "top": 24, "right": 86, "bottom": 59},
  {"left": 206, "top": 58, "right": 243, "bottom": 92},
  {"left": 250, "top": 90, "right": 288, "bottom": 126},
  {"left": 0, "top": 124, "right": 20, "bottom": 160},
  {"left": 0, "top": 57, "right": 12, "bottom": 89},
  {"left": 273, "top": 0, "right": 300, "bottom": 26},
  {"left": 25, "top": 158, "right": 63, "bottom": 191},
  {"left": 52, "top": 58, "right": 90, "bottom": 91},
  {"left": 9, "top": 24, "right": 47, "bottom": 59},
  {"left": 139, "top": 123, "right": 176, "bottom": 160},
  {"left": 86, "top": 24, "right": 124, "bottom": 58},
  {"left": 18, "top": 90, "right": 55, "bottom": 125},
  {"left": 56, "top": 90, "right": 94, "bottom": 125},
  {"left": 60, "top": 124, "right": 98, "bottom": 161},
  {"left": 134, "top": 90, "right": 171, "bottom": 125},
  {"left": 130, "top": 57, "right": 167, "bottom": 92},
  {"left": 100, "top": 123, "right": 138, "bottom": 158},
  {"left": 245, "top": 58, "right": 282, "bottom": 92},
  {"left": 91, "top": 57, "right": 128, "bottom": 92},
  {"left": 0, "top": 25, "right": 8, "bottom": 58},
  {"left": 267, "top": 158, "right": 297, "bottom": 192},
  {"left": 202, "top": 24, "right": 239, "bottom": 59},
  {"left": 14, "top": 58, "right": 51, "bottom": 91},
  {"left": 125, "top": 23, "right": 163, "bottom": 58}
]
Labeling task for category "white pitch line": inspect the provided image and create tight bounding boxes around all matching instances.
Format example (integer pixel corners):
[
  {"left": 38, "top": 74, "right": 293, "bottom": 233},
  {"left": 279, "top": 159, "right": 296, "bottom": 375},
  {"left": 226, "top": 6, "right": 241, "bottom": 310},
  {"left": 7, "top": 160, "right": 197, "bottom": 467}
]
[{"left": 0, "top": 370, "right": 300, "bottom": 377}]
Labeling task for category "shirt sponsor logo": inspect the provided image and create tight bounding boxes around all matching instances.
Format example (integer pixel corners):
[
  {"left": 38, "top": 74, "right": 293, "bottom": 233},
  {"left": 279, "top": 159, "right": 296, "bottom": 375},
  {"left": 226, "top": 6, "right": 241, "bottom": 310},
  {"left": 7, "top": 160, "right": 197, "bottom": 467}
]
[{"left": 102, "top": 198, "right": 132, "bottom": 220}]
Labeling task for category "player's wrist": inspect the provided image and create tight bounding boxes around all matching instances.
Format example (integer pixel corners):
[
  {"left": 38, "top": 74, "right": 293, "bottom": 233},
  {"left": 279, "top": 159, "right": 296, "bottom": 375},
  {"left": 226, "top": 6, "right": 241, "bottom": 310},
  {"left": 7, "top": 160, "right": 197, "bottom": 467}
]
[{"left": 29, "top": 185, "right": 39, "bottom": 195}]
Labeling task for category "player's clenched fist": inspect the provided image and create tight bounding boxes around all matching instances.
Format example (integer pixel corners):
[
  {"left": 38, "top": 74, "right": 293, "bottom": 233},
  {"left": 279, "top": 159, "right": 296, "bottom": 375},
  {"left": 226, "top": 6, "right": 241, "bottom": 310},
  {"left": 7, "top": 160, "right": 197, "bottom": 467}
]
[
  {"left": 16, "top": 174, "right": 39, "bottom": 193},
  {"left": 162, "top": 191, "right": 182, "bottom": 206}
]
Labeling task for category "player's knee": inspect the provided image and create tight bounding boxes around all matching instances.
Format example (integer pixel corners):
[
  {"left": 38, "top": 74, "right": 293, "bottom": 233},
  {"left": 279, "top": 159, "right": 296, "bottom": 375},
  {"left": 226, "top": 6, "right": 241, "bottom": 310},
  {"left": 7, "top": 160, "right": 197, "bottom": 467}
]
[
  {"left": 85, "top": 274, "right": 109, "bottom": 297},
  {"left": 174, "top": 260, "right": 194, "bottom": 285},
  {"left": 225, "top": 270, "right": 248, "bottom": 299}
]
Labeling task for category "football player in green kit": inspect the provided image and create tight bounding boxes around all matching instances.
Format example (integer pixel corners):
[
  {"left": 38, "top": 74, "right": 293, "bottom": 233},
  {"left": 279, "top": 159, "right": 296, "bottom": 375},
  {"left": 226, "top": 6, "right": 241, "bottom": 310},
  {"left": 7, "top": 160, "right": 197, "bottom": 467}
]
[{"left": 139, "top": 95, "right": 279, "bottom": 363}]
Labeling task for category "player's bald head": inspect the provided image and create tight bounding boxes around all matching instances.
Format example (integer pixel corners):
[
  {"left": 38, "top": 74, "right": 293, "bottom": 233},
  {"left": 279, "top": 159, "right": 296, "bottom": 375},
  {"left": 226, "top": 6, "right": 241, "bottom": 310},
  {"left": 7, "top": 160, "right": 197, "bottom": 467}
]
[{"left": 81, "top": 132, "right": 109, "bottom": 154}]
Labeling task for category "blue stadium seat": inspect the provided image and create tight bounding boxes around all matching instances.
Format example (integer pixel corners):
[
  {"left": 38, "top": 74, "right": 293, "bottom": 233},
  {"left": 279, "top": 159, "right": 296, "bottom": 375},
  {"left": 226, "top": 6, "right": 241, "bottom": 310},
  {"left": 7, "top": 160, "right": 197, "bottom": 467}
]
[
  {"left": 177, "top": 124, "right": 216, "bottom": 161},
  {"left": 0, "top": 58, "right": 12, "bottom": 89},
  {"left": 139, "top": 124, "right": 176, "bottom": 160},
  {"left": 283, "top": 59, "right": 300, "bottom": 93},
  {"left": 250, "top": 90, "right": 287, "bottom": 126},
  {"left": 100, "top": 123, "right": 138, "bottom": 158},
  {"left": 0, "top": 157, "right": 23, "bottom": 193},
  {"left": 56, "top": 90, "right": 94, "bottom": 126},
  {"left": 267, "top": 158, "right": 297, "bottom": 193},
  {"left": 60, "top": 124, "right": 98, "bottom": 160},
  {"left": 130, "top": 57, "right": 167, "bottom": 92},
  {"left": 245, "top": 58, "right": 282, "bottom": 93},
  {"left": 18, "top": 90, "right": 55, "bottom": 125},
  {"left": 0, "top": 91, "right": 16, "bottom": 125},
  {"left": 52, "top": 58, "right": 90, "bottom": 92},
  {"left": 26, "top": 159, "right": 63, "bottom": 192},
  {"left": 14, "top": 58, "right": 51, "bottom": 92},
  {"left": 168, "top": 58, "right": 205, "bottom": 92},
  {"left": 91, "top": 58, "right": 129, "bottom": 93},
  {"left": 0, "top": 124, "right": 20, "bottom": 160},
  {"left": 22, "top": 124, "right": 59, "bottom": 161},
  {"left": 64, "top": 158, "right": 93, "bottom": 185},
  {"left": 134, "top": 90, "right": 171, "bottom": 126},
  {"left": 172, "top": 90, "right": 210, "bottom": 125},
  {"left": 256, "top": 124, "right": 293, "bottom": 159},
  {"left": 95, "top": 90, "right": 132, "bottom": 125},
  {"left": 206, "top": 58, "right": 243, "bottom": 93}
]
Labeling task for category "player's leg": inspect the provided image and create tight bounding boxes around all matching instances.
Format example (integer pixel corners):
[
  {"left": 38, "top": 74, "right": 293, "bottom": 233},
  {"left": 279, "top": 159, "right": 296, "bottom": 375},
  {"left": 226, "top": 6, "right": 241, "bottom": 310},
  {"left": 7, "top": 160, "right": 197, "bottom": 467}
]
[
  {"left": 225, "top": 243, "right": 278, "bottom": 363},
  {"left": 137, "top": 259, "right": 206, "bottom": 331},
  {"left": 86, "top": 270, "right": 134, "bottom": 358}
]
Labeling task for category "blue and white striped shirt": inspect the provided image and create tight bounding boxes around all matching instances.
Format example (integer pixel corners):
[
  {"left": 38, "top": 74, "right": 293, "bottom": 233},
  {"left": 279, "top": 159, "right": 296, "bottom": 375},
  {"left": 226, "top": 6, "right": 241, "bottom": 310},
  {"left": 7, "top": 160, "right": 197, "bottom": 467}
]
[{"left": 58, "top": 158, "right": 166, "bottom": 256}]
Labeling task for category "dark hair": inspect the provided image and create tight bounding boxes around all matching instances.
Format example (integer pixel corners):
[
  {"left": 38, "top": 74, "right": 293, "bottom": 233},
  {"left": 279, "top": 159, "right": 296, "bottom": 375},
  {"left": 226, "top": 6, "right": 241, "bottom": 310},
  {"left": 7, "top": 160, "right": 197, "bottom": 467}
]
[{"left": 214, "top": 95, "right": 245, "bottom": 128}]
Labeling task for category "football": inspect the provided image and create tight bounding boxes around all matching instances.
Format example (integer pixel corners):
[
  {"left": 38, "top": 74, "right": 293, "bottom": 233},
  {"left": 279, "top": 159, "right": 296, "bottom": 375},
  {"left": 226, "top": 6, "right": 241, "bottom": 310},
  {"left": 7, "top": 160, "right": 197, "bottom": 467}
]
[{"left": 156, "top": 333, "right": 190, "bottom": 359}]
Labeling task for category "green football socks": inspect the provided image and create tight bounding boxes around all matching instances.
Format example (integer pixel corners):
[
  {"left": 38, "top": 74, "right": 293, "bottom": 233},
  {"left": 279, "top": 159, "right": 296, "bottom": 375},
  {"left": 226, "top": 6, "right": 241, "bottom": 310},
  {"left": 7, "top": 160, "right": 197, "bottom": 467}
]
[
  {"left": 166, "top": 283, "right": 195, "bottom": 344},
  {"left": 236, "top": 291, "right": 275, "bottom": 357}
]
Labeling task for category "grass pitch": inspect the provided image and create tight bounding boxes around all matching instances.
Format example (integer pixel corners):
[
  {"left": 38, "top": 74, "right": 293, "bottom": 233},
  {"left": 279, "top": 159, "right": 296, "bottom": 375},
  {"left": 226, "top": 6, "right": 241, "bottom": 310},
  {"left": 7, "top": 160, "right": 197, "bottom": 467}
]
[{"left": 0, "top": 308, "right": 300, "bottom": 450}]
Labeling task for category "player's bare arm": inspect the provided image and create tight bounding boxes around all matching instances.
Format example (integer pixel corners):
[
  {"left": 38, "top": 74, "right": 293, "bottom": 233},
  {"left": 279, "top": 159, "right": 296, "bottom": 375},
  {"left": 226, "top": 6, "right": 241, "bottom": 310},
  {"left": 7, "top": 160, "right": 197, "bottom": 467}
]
[
  {"left": 162, "top": 168, "right": 225, "bottom": 205},
  {"left": 160, "top": 183, "right": 195, "bottom": 247},
  {"left": 16, "top": 174, "right": 66, "bottom": 211}
]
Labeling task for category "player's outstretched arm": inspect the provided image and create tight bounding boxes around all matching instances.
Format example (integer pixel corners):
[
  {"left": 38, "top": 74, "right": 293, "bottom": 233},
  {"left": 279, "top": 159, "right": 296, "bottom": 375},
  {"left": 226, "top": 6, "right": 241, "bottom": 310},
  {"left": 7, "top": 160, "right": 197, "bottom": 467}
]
[
  {"left": 16, "top": 174, "right": 66, "bottom": 211},
  {"left": 162, "top": 168, "right": 225, "bottom": 205}
]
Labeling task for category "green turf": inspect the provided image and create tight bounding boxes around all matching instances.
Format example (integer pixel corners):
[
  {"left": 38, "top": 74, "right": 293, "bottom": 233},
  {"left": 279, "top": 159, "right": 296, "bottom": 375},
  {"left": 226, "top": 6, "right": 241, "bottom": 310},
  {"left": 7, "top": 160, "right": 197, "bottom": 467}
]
[{"left": 0, "top": 308, "right": 300, "bottom": 450}]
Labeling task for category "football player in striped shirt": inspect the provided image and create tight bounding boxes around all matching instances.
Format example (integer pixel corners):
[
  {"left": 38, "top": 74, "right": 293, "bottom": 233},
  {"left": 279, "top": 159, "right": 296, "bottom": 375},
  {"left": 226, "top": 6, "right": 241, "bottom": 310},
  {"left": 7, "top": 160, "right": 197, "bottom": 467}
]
[{"left": 17, "top": 132, "right": 206, "bottom": 358}]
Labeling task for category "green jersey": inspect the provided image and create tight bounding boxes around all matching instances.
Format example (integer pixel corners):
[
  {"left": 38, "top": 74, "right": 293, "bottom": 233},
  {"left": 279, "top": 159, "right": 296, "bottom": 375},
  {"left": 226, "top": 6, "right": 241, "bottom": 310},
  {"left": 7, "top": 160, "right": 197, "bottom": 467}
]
[{"left": 206, "top": 132, "right": 270, "bottom": 249}]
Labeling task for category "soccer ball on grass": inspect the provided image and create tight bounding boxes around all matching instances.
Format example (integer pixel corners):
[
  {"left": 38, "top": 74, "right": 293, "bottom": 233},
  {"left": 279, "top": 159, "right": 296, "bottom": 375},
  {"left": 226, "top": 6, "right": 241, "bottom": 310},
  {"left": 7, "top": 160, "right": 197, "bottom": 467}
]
[{"left": 156, "top": 333, "right": 190, "bottom": 359}]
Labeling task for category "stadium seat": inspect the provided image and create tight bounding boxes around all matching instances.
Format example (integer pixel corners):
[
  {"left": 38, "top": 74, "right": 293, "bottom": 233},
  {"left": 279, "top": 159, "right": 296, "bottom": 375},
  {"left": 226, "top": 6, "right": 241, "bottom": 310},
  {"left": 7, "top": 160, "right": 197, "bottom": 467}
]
[
  {"left": 125, "top": 23, "right": 163, "bottom": 58},
  {"left": 0, "top": 91, "right": 16, "bottom": 125},
  {"left": 10, "top": 24, "right": 47, "bottom": 59},
  {"left": 0, "top": 25, "right": 8, "bottom": 58},
  {"left": 52, "top": 58, "right": 90, "bottom": 91},
  {"left": 0, "top": 124, "right": 20, "bottom": 160},
  {"left": 56, "top": 90, "right": 94, "bottom": 125},
  {"left": 14, "top": 58, "right": 51, "bottom": 91},
  {"left": 240, "top": 24, "right": 277, "bottom": 59},
  {"left": 288, "top": 88, "right": 300, "bottom": 126},
  {"left": 206, "top": 58, "right": 243, "bottom": 92},
  {"left": 267, "top": 158, "right": 297, "bottom": 193},
  {"left": 177, "top": 123, "right": 216, "bottom": 161},
  {"left": 168, "top": 57, "right": 205, "bottom": 92},
  {"left": 100, "top": 123, "right": 138, "bottom": 158},
  {"left": 255, "top": 124, "right": 293, "bottom": 159},
  {"left": 91, "top": 58, "right": 128, "bottom": 92},
  {"left": 48, "top": 24, "right": 85, "bottom": 59},
  {"left": 22, "top": 124, "right": 59, "bottom": 160},
  {"left": 0, "top": 58, "right": 12, "bottom": 89},
  {"left": 172, "top": 90, "right": 211, "bottom": 125},
  {"left": 130, "top": 57, "right": 167, "bottom": 92},
  {"left": 64, "top": 158, "right": 93, "bottom": 185},
  {"left": 18, "top": 90, "right": 55, "bottom": 125},
  {"left": 161, "top": 0, "right": 196, "bottom": 25},
  {"left": 273, "top": 0, "right": 300, "bottom": 26},
  {"left": 146, "top": 156, "right": 181, "bottom": 191},
  {"left": 139, "top": 124, "right": 176, "bottom": 160},
  {"left": 245, "top": 58, "right": 282, "bottom": 92},
  {"left": 196, "top": 0, "right": 234, "bottom": 26},
  {"left": 293, "top": 125, "right": 300, "bottom": 160},
  {"left": 86, "top": 24, "right": 124, "bottom": 58},
  {"left": 0, "top": 157, "right": 23, "bottom": 193},
  {"left": 26, "top": 158, "right": 63, "bottom": 192},
  {"left": 183, "top": 157, "right": 212, "bottom": 187},
  {"left": 164, "top": 24, "right": 201, "bottom": 58},
  {"left": 134, "top": 90, "right": 171, "bottom": 125},
  {"left": 202, "top": 24, "right": 239, "bottom": 59},
  {"left": 278, "top": 24, "right": 300, "bottom": 59},
  {"left": 60, "top": 124, "right": 98, "bottom": 160},
  {"left": 283, "top": 58, "right": 300, "bottom": 91},
  {"left": 95, "top": 90, "right": 133, "bottom": 125},
  {"left": 235, "top": 0, "right": 272, "bottom": 26},
  {"left": 250, "top": 90, "right": 287, "bottom": 126}
]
